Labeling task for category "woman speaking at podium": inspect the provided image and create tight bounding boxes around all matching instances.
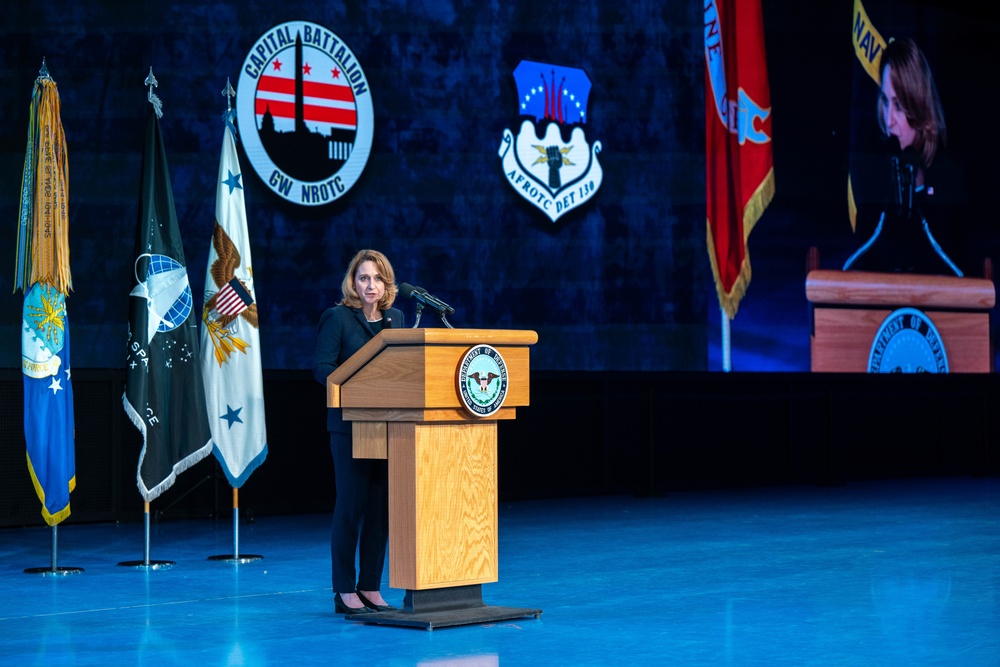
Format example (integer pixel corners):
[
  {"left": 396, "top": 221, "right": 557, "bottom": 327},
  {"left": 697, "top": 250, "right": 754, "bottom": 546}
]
[
  {"left": 313, "top": 249, "right": 406, "bottom": 615},
  {"left": 844, "top": 37, "right": 969, "bottom": 277}
]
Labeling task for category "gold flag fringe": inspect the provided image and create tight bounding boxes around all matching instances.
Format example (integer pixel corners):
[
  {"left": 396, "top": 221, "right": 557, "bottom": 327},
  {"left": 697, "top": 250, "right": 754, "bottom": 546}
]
[
  {"left": 17, "top": 77, "right": 72, "bottom": 295},
  {"left": 847, "top": 174, "right": 858, "bottom": 232},
  {"left": 708, "top": 167, "right": 775, "bottom": 320}
]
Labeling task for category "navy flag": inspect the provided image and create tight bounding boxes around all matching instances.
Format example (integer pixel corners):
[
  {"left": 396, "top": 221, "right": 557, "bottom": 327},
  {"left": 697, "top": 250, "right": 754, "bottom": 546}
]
[
  {"left": 123, "top": 101, "right": 213, "bottom": 502},
  {"left": 16, "top": 68, "right": 76, "bottom": 526},
  {"left": 848, "top": 0, "right": 894, "bottom": 235}
]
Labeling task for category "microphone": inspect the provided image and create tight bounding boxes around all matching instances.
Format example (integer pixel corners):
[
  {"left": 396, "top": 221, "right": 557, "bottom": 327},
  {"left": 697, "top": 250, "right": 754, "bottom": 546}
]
[
  {"left": 887, "top": 136, "right": 915, "bottom": 217},
  {"left": 399, "top": 282, "right": 455, "bottom": 315}
]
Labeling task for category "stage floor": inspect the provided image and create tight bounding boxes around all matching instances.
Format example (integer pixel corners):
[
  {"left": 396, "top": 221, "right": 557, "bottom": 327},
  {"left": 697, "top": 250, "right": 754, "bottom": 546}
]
[{"left": 3, "top": 477, "right": 999, "bottom": 665}]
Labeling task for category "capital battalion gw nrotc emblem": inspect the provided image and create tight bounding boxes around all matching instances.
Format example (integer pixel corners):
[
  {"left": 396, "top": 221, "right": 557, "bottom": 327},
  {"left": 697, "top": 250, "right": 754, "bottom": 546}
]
[{"left": 237, "top": 21, "right": 374, "bottom": 206}]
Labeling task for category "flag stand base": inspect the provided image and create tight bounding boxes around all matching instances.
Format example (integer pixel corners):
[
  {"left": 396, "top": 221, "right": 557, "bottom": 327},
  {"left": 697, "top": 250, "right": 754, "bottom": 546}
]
[
  {"left": 208, "top": 554, "right": 263, "bottom": 563},
  {"left": 117, "top": 560, "right": 175, "bottom": 570},
  {"left": 25, "top": 525, "right": 83, "bottom": 575},
  {"left": 24, "top": 566, "right": 83, "bottom": 576}
]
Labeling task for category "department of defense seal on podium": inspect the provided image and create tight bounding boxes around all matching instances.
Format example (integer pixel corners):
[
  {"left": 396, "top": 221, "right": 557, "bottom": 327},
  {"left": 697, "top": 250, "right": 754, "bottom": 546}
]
[
  {"left": 458, "top": 345, "right": 508, "bottom": 416},
  {"left": 868, "top": 307, "right": 948, "bottom": 373}
]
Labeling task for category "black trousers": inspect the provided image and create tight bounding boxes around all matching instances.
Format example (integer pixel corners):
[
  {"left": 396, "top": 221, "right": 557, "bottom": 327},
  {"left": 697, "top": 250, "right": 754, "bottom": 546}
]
[{"left": 328, "top": 433, "right": 389, "bottom": 593}]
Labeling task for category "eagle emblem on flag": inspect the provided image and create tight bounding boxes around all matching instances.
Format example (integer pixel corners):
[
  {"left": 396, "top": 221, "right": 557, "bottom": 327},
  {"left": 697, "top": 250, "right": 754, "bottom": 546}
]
[{"left": 203, "top": 224, "right": 258, "bottom": 366}]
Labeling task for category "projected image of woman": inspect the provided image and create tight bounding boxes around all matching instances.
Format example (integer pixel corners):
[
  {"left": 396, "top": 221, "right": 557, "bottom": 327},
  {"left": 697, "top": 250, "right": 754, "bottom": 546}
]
[
  {"left": 878, "top": 37, "right": 944, "bottom": 174},
  {"left": 844, "top": 37, "right": 970, "bottom": 276}
]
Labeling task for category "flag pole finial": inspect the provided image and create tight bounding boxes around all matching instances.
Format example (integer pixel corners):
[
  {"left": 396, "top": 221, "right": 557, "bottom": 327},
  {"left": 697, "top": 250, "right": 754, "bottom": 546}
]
[
  {"left": 222, "top": 77, "right": 235, "bottom": 112},
  {"left": 39, "top": 57, "right": 51, "bottom": 80},
  {"left": 221, "top": 77, "right": 238, "bottom": 141},
  {"left": 145, "top": 66, "right": 163, "bottom": 118}
]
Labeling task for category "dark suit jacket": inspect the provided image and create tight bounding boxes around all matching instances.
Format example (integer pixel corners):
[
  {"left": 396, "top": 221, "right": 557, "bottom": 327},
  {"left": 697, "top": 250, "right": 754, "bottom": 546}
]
[{"left": 313, "top": 304, "right": 406, "bottom": 433}]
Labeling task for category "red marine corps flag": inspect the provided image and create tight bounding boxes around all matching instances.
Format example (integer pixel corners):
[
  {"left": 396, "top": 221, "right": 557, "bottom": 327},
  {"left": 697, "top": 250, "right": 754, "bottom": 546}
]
[{"left": 705, "top": 0, "right": 774, "bottom": 322}]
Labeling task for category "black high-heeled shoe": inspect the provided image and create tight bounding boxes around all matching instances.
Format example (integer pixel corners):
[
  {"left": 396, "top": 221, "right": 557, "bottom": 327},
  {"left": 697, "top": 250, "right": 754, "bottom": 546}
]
[
  {"left": 335, "top": 592, "right": 374, "bottom": 615},
  {"left": 356, "top": 589, "right": 398, "bottom": 612}
]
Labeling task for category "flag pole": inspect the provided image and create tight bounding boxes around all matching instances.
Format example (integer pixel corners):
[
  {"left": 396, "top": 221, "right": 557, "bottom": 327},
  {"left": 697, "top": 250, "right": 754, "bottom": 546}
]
[
  {"left": 721, "top": 308, "right": 732, "bottom": 372},
  {"left": 233, "top": 487, "right": 240, "bottom": 559},
  {"left": 209, "top": 486, "right": 263, "bottom": 563},
  {"left": 118, "top": 501, "right": 174, "bottom": 569},
  {"left": 24, "top": 524, "right": 84, "bottom": 576}
]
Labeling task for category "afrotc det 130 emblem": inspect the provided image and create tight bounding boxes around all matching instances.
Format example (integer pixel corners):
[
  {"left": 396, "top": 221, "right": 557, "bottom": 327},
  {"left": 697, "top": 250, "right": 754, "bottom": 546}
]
[
  {"left": 498, "top": 60, "right": 603, "bottom": 222},
  {"left": 236, "top": 21, "right": 373, "bottom": 206}
]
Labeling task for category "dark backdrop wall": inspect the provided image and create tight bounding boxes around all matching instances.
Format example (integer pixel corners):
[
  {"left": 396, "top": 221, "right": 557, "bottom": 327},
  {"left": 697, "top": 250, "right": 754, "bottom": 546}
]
[
  {"left": 3, "top": 2, "right": 997, "bottom": 373},
  {"left": 0, "top": 0, "right": 706, "bottom": 373}
]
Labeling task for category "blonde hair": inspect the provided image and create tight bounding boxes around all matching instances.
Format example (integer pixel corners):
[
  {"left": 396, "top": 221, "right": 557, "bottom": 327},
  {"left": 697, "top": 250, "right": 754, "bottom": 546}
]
[
  {"left": 339, "top": 249, "right": 397, "bottom": 310},
  {"left": 878, "top": 37, "right": 946, "bottom": 167}
]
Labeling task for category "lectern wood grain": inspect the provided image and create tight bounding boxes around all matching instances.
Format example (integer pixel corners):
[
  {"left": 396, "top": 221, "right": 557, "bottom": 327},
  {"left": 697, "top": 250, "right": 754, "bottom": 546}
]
[
  {"left": 806, "top": 269, "right": 995, "bottom": 309},
  {"left": 811, "top": 308, "right": 990, "bottom": 372},
  {"left": 388, "top": 422, "right": 498, "bottom": 590},
  {"left": 352, "top": 421, "right": 387, "bottom": 459}
]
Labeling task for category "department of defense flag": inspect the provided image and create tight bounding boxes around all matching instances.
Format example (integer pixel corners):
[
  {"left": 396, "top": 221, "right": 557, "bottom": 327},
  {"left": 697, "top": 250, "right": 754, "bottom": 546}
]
[{"left": 200, "top": 112, "right": 268, "bottom": 487}]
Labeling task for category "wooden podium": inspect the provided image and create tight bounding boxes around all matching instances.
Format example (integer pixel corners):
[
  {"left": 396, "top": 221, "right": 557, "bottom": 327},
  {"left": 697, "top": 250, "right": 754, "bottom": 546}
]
[
  {"left": 806, "top": 269, "right": 995, "bottom": 372},
  {"left": 326, "top": 328, "right": 542, "bottom": 628}
]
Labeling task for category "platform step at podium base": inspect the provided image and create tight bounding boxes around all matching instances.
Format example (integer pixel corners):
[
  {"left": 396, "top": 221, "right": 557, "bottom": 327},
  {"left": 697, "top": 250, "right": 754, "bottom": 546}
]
[{"left": 345, "top": 584, "right": 542, "bottom": 629}]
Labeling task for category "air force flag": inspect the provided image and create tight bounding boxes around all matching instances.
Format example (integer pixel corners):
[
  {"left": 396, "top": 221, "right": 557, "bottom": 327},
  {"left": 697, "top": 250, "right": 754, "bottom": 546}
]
[{"left": 16, "top": 72, "right": 76, "bottom": 526}]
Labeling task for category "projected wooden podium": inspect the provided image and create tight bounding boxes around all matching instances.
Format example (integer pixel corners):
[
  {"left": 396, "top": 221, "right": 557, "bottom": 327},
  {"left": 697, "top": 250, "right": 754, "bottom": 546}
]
[
  {"left": 806, "top": 269, "right": 995, "bottom": 372},
  {"left": 326, "top": 328, "right": 541, "bottom": 629}
]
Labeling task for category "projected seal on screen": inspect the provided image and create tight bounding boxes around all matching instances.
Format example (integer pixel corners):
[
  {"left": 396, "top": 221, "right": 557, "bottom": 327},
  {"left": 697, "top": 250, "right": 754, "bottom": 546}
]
[
  {"left": 458, "top": 345, "right": 509, "bottom": 417},
  {"left": 236, "top": 21, "right": 373, "bottom": 206},
  {"left": 868, "top": 307, "right": 948, "bottom": 373}
]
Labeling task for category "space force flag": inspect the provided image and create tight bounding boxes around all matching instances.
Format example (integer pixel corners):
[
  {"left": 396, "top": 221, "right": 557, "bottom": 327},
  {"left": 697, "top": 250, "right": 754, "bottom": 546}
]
[
  {"left": 705, "top": 0, "right": 775, "bottom": 319},
  {"left": 200, "top": 110, "right": 268, "bottom": 487},
  {"left": 16, "top": 66, "right": 76, "bottom": 526},
  {"left": 123, "top": 98, "right": 213, "bottom": 502}
]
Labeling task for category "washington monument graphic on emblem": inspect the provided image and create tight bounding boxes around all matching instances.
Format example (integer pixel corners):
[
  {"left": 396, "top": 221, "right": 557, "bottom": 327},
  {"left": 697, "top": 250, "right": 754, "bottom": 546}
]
[{"left": 237, "top": 21, "right": 374, "bottom": 206}]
